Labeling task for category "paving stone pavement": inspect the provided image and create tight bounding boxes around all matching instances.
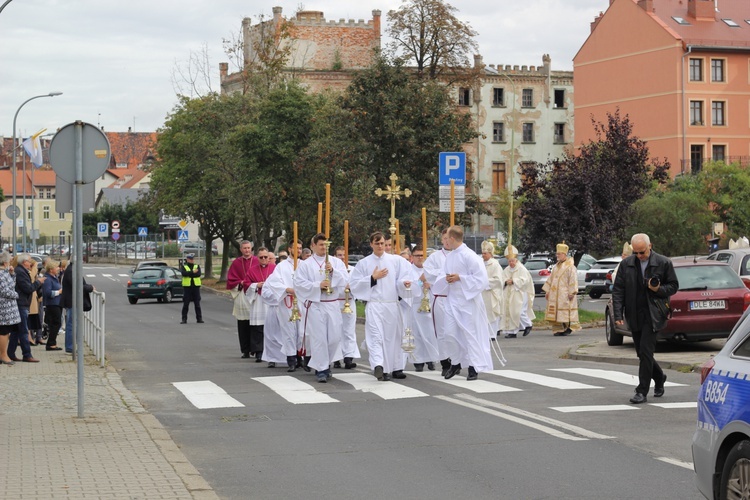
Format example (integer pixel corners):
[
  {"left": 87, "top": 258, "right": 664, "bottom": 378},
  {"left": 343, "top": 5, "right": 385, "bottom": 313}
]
[{"left": 0, "top": 345, "right": 220, "bottom": 500}]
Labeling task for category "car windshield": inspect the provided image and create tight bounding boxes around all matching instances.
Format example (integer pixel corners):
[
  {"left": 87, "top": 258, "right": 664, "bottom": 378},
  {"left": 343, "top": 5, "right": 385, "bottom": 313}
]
[
  {"left": 525, "top": 261, "right": 548, "bottom": 271},
  {"left": 676, "top": 265, "right": 744, "bottom": 291},
  {"left": 132, "top": 270, "right": 163, "bottom": 280}
]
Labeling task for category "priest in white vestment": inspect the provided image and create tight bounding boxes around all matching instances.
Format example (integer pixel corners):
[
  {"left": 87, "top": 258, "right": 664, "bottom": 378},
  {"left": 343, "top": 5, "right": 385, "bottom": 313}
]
[
  {"left": 499, "top": 246, "right": 535, "bottom": 339},
  {"left": 334, "top": 246, "right": 360, "bottom": 369},
  {"left": 480, "top": 240, "right": 504, "bottom": 338}
]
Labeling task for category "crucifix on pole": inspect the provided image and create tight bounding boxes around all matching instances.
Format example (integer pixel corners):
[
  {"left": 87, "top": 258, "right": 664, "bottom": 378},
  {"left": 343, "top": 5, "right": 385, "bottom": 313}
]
[{"left": 375, "top": 173, "right": 411, "bottom": 252}]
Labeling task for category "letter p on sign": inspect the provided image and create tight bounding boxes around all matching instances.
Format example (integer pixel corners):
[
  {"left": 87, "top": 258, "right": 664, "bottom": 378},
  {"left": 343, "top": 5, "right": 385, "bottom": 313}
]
[{"left": 439, "top": 152, "right": 466, "bottom": 185}]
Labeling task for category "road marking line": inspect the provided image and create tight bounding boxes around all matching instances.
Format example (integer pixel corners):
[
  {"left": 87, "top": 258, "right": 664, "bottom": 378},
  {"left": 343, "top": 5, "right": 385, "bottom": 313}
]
[
  {"left": 335, "top": 373, "right": 429, "bottom": 400},
  {"left": 410, "top": 370, "right": 522, "bottom": 393},
  {"left": 649, "top": 402, "right": 697, "bottom": 409},
  {"left": 551, "top": 405, "right": 638, "bottom": 413},
  {"left": 551, "top": 368, "right": 687, "bottom": 387},
  {"left": 253, "top": 375, "right": 338, "bottom": 404},
  {"left": 118, "top": 273, "right": 130, "bottom": 277},
  {"left": 437, "top": 395, "right": 588, "bottom": 441},
  {"left": 172, "top": 380, "right": 244, "bottom": 409},
  {"left": 102, "top": 274, "right": 112, "bottom": 277},
  {"left": 489, "top": 369, "right": 603, "bottom": 389},
  {"left": 452, "top": 393, "right": 615, "bottom": 439},
  {"left": 86, "top": 274, "right": 96, "bottom": 277},
  {"left": 656, "top": 457, "right": 694, "bottom": 470}
]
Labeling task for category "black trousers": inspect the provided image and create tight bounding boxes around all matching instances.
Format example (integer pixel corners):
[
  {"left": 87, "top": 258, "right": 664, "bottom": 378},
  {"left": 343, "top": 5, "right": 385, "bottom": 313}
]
[
  {"left": 182, "top": 287, "right": 202, "bottom": 321},
  {"left": 45, "top": 306, "right": 62, "bottom": 347},
  {"left": 237, "top": 320, "right": 264, "bottom": 355},
  {"left": 632, "top": 311, "right": 664, "bottom": 396}
]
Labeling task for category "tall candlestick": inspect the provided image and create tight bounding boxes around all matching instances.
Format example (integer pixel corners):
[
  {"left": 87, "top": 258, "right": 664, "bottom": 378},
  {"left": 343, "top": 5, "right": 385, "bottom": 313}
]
[
  {"left": 421, "top": 208, "right": 427, "bottom": 252},
  {"left": 317, "top": 202, "right": 323, "bottom": 234},
  {"left": 293, "top": 221, "right": 298, "bottom": 270},
  {"left": 344, "top": 220, "right": 349, "bottom": 266},
  {"left": 325, "top": 183, "right": 331, "bottom": 238}
]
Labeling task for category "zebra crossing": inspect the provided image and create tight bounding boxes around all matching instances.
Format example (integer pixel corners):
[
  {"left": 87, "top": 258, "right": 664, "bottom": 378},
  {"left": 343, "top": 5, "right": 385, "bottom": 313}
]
[{"left": 172, "top": 366, "right": 693, "bottom": 410}]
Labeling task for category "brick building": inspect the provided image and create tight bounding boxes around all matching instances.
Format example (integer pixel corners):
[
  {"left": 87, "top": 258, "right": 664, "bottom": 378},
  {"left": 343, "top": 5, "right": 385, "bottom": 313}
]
[
  {"left": 221, "top": 6, "right": 381, "bottom": 94},
  {"left": 575, "top": 0, "right": 750, "bottom": 176}
]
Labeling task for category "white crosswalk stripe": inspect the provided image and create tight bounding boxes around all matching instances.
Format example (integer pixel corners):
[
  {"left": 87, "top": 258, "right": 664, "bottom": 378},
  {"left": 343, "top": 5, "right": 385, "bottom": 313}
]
[
  {"left": 550, "top": 368, "right": 687, "bottom": 387},
  {"left": 173, "top": 380, "right": 244, "bottom": 409},
  {"left": 253, "top": 375, "right": 338, "bottom": 404},
  {"left": 335, "top": 373, "right": 429, "bottom": 400},
  {"left": 551, "top": 405, "right": 638, "bottom": 413},
  {"left": 118, "top": 273, "right": 130, "bottom": 277},
  {"left": 489, "top": 369, "right": 603, "bottom": 389},
  {"left": 410, "top": 371, "right": 521, "bottom": 393}
]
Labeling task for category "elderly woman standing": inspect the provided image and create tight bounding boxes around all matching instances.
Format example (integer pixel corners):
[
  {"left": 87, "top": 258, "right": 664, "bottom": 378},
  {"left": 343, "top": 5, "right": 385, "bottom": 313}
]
[
  {"left": 481, "top": 241, "right": 504, "bottom": 339},
  {"left": 42, "top": 261, "right": 63, "bottom": 351},
  {"left": 0, "top": 251, "right": 20, "bottom": 365}
]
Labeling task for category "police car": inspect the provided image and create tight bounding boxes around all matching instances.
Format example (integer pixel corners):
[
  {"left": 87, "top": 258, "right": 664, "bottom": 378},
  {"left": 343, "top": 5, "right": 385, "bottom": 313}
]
[{"left": 693, "top": 308, "right": 750, "bottom": 499}]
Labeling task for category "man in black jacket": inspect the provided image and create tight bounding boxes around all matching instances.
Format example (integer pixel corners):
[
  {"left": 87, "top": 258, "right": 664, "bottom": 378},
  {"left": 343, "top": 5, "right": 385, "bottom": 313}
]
[
  {"left": 61, "top": 260, "right": 95, "bottom": 354},
  {"left": 612, "top": 233, "right": 679, "bottom": 404},
  {"left": 9, "top": 254, "right": 45, "bottom": 362}
]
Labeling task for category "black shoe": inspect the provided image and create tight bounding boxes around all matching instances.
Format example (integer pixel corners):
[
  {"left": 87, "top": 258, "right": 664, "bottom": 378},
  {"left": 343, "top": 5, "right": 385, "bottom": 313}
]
[
  {"left": 287, "top": 356, "right": 297, "bottom": 372},
  {"left": 392, "top": 370, "right": 406, "bottom": 379},
  {"left": 414, "top": 363, "right": 424, "bottom": 372},
  {"left": 197, "top": 319, "right": 204, "bottom": 323},
  {"left": 296, "top": 355, "right": 304, "bottom": 368},
  {"left": 333, "top": 361, "right": 342, "bottom": 369},
  {"left": 374, "top": 365, "right": 384, "bottom": 381},
  {"left": 267, "top": 362, "right": 276, "bottom": 368},
  {"left": 241, "top": 353, "right": 250, "bottom": 359},
  {"left": 302, "top": 356, "right": 312, "bottom": 372},
  {"left": 553, "top": 331, "right": 570, "bottom": 336},
  {"left": 467, "top": 366, "right": 478, "bottom": 381},
  {"left": 255, "top": 352, "right": 262, "bottom": 363},
  {"left": 344, "top": 357, "right": 357, "bottom": 369},
  {"left": 382, "top": 373, "right": 391, "bottom": 381},
  {"left": 629, "top": 393, "right": 647, "bottom": 404},
  {"left": 440, "top": 359, "right": 452, "bottom": 377},
  {"left": 426, "top": 362, "right": 435, "bottom": 371},
  {"left": 316, "top": 373, "right": 327, "bottom": 383},
  {"left": 180, "top": 320, "right": 187, "bottom": 324},
  {"left": 523, "top": 326, "right": 532, "bottom": 336},
  {"left": 445, "top": 364, "right": 462, "bottom": 379},
  {"left": 505, "top": 333, "right": 517, "bottom": 339},
  {"left": 654, "top": 374, "right": 667, "bottom": 397}
]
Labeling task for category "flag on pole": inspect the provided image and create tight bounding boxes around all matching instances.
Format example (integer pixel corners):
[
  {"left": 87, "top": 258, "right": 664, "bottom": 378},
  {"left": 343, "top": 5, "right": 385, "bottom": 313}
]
[{"left": 22, "top": 128, "right": 46, "bottom": 168}]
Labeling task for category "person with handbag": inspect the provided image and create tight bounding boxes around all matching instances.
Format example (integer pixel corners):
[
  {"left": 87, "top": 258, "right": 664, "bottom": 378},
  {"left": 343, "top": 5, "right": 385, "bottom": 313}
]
[
  {"left": 61, "top": 256, "right": 95, "bottom": 354},
  {"left": 0, "top": 251, "right": 20, "bottom": 366},
  {"left": 612, "top": 233, "right": 679, "bottom": 404}
]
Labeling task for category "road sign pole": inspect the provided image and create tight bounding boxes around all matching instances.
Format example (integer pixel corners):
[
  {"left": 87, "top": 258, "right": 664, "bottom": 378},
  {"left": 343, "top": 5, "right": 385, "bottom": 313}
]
[
  {"left": 450, "top": 180, "right": 455, "bottom": 226},
  {"left": 73, "top": 121, "right": 85, "bottom": 417}
]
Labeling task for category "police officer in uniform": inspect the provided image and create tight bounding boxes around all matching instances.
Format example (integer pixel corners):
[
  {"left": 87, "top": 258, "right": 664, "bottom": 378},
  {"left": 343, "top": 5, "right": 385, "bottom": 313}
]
[{"left": 180, "top": 253, "right": 204, "bottom": 324}]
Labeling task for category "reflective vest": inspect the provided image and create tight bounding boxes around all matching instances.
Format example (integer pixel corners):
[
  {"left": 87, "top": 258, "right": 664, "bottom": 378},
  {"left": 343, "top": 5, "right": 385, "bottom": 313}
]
[{"left": 182, "top": 264, "right": 201, "bottom": 287}]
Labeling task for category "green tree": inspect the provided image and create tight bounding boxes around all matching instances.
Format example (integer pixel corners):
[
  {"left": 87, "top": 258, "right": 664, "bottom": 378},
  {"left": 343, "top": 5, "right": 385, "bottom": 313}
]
[
  {"left": 695, "top": 161, "right": 750, "bottom": 238},
  {"left": 82, "top": 198, "right": 158, "bottom": 236},
  {"left": 386, "top": 0, "right": 478, "bottom": 82},
  {"left": 515, "top": 110, "right": 669, "bottom": 259},
  {"left": 337, "top": 53, "right": 479, "bottom": 246}
]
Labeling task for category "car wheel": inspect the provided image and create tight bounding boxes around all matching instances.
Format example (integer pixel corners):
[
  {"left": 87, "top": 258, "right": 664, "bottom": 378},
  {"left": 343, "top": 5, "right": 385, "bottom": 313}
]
[
  {"left": 720, "top": 440, "right": 750, "bottom": 500},
  {"left": 589, "top": 290, "right": 602, "bottom": 299},
  {"left": 605, "top": 310, "right": 623, "bottom": 346},
  {"left": 128, "top": 297, "right": 138, "bottom": 305},
  {"left": 164, "top": 289, "right": 173, "bottom": 303}
]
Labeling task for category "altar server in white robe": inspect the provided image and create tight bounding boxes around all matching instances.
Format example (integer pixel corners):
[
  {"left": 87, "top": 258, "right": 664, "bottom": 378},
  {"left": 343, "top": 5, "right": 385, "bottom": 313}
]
[
  {"left": 443, "top": 225, "right": 494, "bottom": 381},
  {"left": 350, "top": 231, "right": 412, "bottom": 381},
  {"left": 421, "top": 229, "right": 456, "bottom": 376},
  {"left": 294, "top": 233, "right": 348, "bottom": 383},
  {"left": 334, "top": 246, "right": 359, "bottom": 369},
  {"left": 405, "top": 245, "right": 439, "bottom": 371},
  {"left": 499, "top": 246, "right": 535, "bottom": 339},
  {"left": 261, "top": 247, "right": 303, "bottom": 372},
  {"left": 481, "top": 240, "right": 504, "bottom": 338}
]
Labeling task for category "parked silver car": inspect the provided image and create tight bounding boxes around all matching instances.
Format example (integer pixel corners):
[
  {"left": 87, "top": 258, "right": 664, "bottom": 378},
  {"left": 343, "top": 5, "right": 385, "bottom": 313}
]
[
  {"left": 524, "top": 259, "right": 551, "bottom": 295},
  {"left": 704, "top": 248, "right": 750, "bottom": 288}
]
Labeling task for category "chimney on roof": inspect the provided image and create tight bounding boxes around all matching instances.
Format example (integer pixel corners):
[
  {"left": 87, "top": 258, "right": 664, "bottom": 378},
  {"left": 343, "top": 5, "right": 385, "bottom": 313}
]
[
  {"left": 128, "top": 127, "right": 132, "bottom": 133},
  {"left": 637, "top": 0, "right": 654, "bottom": 12},
  {"left": 219, "top": 62, "right": 228, "bottom": 83},
  {"left": 688, "top": 0, "right": 716, "bottom": 21}
]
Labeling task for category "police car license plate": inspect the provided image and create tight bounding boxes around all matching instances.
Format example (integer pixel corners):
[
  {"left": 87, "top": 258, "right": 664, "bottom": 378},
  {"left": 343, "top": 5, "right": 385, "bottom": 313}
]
[{"left": 690, "top": 300, "right": 725, "bottom": 310}]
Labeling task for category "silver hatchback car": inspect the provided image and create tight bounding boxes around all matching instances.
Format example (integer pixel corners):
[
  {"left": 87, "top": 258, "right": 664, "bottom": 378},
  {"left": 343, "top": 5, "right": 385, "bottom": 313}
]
[{"left": 693, "top": 309, "right": 750, "bottom": 499}]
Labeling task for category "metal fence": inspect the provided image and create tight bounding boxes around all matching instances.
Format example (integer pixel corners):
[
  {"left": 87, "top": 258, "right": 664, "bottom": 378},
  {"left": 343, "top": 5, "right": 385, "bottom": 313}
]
[{"left": 83, "top": 291, "right": 106, "bottom": 366}]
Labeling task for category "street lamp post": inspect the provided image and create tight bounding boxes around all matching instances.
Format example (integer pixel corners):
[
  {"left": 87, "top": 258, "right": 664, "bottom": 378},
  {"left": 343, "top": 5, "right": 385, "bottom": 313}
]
[
  {"left": 501, "top": 74, "right": 517, "bottom": 250},
  {"left": 12, "top": 91, "right": 62, "bottom": 253}
]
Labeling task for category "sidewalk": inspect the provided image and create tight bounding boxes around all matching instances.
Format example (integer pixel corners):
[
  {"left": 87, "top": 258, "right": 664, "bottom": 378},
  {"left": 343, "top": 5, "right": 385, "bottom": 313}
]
[{"left": 0, "top": 345, "right": 220, "bottom": 500}]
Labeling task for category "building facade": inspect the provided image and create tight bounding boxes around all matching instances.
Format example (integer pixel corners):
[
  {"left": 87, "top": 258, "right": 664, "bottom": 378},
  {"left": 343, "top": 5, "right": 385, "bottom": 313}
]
[{"left": 574, "top": 0, "right": 750, "bottom": 176}]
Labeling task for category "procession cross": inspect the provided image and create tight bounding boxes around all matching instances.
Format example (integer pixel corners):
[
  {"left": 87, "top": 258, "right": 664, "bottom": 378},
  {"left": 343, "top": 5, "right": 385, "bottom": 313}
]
[{"left": 375, "top": 172, "right": 412, "bottom": 244}]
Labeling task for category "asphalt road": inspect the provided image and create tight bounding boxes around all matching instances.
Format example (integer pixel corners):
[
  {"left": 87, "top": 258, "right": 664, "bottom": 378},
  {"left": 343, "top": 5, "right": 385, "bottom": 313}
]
[{"left": 89, "top": 264, "right": 705, "bottom": 499}]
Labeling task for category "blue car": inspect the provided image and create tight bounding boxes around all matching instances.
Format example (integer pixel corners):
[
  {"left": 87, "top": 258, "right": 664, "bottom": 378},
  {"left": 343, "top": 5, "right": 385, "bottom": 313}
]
[{"left": 693, "top": 308, "right": 750, "bottom": 499}]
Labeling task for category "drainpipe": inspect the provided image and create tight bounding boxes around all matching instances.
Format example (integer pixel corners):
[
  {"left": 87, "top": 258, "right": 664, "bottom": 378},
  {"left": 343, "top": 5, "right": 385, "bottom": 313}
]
[{"left": 681, "top": 45, "right": 692, "bottom": 174}]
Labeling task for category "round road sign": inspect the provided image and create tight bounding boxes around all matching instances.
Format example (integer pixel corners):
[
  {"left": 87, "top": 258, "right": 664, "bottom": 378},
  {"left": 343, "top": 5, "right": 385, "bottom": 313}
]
[
  {"left": 5, "top": 205, "right": 20, "bottom": 219},
  {"left": 49, "top": 121, "right": 111, "bottom": 184}
]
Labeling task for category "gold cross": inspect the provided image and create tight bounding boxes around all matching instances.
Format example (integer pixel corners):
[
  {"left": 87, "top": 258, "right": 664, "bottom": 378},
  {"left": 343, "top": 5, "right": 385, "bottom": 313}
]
[{"left": 375, "top": 172, "right": 412, "bottom": 241}]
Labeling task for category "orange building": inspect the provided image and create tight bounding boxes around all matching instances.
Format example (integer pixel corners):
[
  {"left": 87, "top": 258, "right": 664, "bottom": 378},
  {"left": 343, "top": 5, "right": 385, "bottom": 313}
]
[{"left": 574, "top": 0, "right": 750, "bottom": 176}]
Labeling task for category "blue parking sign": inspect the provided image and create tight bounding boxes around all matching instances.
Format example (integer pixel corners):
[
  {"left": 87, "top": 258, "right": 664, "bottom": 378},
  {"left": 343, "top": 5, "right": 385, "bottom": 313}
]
[{"left": 439, "top": 152, "right": 466, "bottom": 185}]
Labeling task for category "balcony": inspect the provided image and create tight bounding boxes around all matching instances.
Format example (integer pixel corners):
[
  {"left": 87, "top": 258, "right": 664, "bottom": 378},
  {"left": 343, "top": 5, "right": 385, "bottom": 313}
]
[{"left": 681, "top": 156, "right": 750, "bottom": 174}]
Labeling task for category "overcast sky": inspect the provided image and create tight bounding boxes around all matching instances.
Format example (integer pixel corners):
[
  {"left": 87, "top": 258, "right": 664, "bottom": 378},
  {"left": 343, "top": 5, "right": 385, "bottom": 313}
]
[{"left": 1, "top": 0, "right": 604, "bottom": 139}]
